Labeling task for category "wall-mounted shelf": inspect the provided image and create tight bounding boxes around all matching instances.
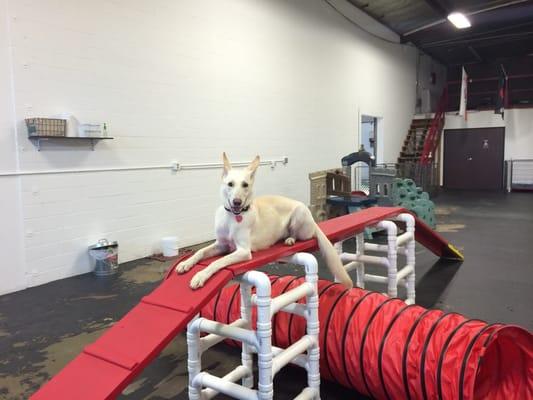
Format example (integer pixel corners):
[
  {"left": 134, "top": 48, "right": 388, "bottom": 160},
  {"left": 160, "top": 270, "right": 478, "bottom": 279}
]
[{"left": 28, "top": 136, "right": 114, "bottom": 151}]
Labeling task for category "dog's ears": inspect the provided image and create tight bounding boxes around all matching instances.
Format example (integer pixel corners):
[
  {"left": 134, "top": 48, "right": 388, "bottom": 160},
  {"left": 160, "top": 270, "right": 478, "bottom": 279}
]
[
  {"left": 222, "top": 152, "right": 231, "bottom": 177},
  {"left": 247, "top": 155, "right": 260, "bottom": 178}
]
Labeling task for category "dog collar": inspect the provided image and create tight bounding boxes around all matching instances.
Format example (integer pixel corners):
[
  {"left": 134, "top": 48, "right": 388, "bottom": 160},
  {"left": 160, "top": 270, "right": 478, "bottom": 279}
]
[{"left": 224, "top": 205, "right": 250, "bottom": 223}]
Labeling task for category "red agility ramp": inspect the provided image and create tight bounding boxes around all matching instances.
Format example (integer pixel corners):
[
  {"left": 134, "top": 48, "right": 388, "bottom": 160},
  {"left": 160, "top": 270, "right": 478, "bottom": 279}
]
[
  {"left": 412, "top": 216, "right": 464, "bottom": 260},
  {"left": 202, "top": 276, "right": 533, "bottom": 400},
  {"left": 31, "top": 207, "right": 466, "bottom": 399}
]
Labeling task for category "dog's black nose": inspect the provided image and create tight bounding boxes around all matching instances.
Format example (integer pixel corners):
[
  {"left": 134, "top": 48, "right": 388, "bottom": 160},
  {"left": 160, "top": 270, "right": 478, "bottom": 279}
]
[{"left": 233, "top": 198, "right": 242, "bottom": 207}]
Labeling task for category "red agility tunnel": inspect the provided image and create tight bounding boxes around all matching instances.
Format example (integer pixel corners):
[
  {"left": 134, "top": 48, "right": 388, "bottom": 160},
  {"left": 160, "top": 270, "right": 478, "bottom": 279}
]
[{"left": 201, "top": 275, "right": 533, "bottom": 400}]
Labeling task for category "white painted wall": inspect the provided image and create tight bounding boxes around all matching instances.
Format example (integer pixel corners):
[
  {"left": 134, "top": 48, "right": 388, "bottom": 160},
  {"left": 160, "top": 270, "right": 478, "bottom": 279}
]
[
  {"left": 416, "top": 52, "right": 447, "bottom": 114},
  {"left": 0, "top": 0, "right": 27, "bottom": 294},
  {"left": 0, "top": 0, "right": 419, "bottom": 293}
]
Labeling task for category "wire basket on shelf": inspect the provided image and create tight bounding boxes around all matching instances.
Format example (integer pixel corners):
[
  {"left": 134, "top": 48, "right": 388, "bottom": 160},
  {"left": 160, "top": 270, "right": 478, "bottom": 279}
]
[{"left": 25, "top": 118, "right": 66, "bottom": 137}]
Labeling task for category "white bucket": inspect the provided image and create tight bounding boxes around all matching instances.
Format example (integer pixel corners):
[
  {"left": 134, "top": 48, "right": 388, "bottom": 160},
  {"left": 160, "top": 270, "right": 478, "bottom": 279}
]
[{"left": 161, "top": 236, "right": 179, "bottom": 257}]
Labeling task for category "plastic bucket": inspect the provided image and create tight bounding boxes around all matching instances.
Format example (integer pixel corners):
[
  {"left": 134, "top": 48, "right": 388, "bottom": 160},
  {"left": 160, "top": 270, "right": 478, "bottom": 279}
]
[
  {"left": 161, "top": 236, "right": 179, "bottom": 257},
  {"left": 88, "top": 239, "right": 119, "bottom": 277}
]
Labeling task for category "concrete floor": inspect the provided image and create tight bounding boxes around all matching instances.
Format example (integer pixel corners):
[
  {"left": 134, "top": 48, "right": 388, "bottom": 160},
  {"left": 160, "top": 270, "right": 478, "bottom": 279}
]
[{"left": 0, "top": 190, "right": 532, "bottom": 399}]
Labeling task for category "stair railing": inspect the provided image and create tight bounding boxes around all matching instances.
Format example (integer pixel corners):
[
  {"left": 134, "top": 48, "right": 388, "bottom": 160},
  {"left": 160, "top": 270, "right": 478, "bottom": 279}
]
[{"left": 420, "top": 87, "right": 448, "bottom": 165}]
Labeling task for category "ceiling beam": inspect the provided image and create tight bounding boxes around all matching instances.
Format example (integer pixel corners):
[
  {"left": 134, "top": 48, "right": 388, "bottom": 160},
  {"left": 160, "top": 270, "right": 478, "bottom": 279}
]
[
  {"left": 416, "top": 19, "right": 533, "bottom": 48},
  {"left": 402, "top": 0, "right": 529, "bottom": 37},
  {"left": 421, "top": 31, "right": 533, "bottom": 49},
  {"left": 424, "top": 0, "right": 450, "bottom": 16},
  {"left": 414, "top": 45, "right": 449, "bottom": 66},
  {"left": 468, "top": 45, "right": 483, "bottom": 62},
  {"left": 344, "top": 0, "right": 403, "bottom": 37}
]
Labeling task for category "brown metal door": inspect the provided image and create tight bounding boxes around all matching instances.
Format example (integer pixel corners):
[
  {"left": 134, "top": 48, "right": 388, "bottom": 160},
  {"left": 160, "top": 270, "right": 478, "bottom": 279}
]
[{"left": 444, "top": 128, "right": 505, "bottom": 190}]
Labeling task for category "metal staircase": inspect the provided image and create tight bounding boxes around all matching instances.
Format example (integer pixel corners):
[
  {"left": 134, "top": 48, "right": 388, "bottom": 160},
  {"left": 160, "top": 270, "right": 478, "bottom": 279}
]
[
  {"left": 397, "top": 88, "right": 448, "bottom": 194},
  {"left": 397, "top": 118, "right": 432, "bottom": 165}
]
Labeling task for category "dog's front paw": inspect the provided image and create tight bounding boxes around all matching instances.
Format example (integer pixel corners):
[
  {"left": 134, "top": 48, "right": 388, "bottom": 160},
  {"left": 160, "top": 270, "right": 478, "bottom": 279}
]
[
  {"left": 175, "top": 259, "right": 194, "bottom": 274},
  {"left": 284, "top": 237, "right": 296, "bottom": 246},
  {"left": 190, "top": 270, "right": 210, "bottom": 289}
]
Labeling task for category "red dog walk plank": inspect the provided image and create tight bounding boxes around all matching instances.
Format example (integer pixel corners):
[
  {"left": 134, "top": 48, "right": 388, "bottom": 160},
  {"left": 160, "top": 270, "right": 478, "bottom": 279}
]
[
  {"left": 31, "top": 261, "right": 231, "bottom": 400},
  {"left": 30, "top": 354, "right": 132, "bottom": 400},
  {"left": 319, "top": 207, "right": 405, "bottom": 243},
  {"left": 31, "top": 207, "right": 463, "bottom": 399},
  {"left": 200, "top": 207, "right": 415, "bottom": 277},
  {"left": 143, "top": 264, "right": 234, "bottom": 313}
]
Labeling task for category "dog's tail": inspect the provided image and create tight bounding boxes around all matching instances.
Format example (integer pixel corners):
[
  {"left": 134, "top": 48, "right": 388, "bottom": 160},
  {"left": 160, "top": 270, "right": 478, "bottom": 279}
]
[{"left": 314, "top": 224, "right": 353, "bottom": 289}]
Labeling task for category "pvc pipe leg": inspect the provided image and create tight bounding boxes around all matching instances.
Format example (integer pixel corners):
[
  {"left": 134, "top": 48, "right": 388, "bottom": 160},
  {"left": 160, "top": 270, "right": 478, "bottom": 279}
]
[
  {"left": 398, "top": 213, "right": 416, "bottom": 304},
  {"left": 356, "top": 234, "right": 365, "bottom": 289},
  {"left": 240, "top": 282, "right": 254, "bottom": 388},
  {"left": 303, "top": 254, "right": 320, "bottom": 394},
  {"left": 187, "top": 315, "right": 202, "bottom": 400},
  {"left": 356, "top": 263, "right": 365, "bottom": 289},
  {"left": 243, "top": 271, "right": 273, "bottom": 400},
  {"left": 396, "top": 213, "right": 416, "bottom": 304}
]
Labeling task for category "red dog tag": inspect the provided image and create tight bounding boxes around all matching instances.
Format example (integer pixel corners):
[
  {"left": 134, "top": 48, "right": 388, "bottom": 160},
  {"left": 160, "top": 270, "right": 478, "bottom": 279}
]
[{"left": 235, "top": 215, "right": 243, "bottom": 223}]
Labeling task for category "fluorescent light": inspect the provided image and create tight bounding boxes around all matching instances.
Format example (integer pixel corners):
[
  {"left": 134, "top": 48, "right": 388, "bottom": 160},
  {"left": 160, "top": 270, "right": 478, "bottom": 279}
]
[{"left": 447, "top": 12, "right": 471, "bottom": 29}]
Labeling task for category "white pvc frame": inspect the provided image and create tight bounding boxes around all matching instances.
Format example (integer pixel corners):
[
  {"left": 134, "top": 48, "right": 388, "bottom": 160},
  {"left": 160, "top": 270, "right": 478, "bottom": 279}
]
[
  {"left": 187, "top": 252, "right": 320, "bottom": 400},
  {"left": 185, "top": 213, "right": 415, "bottom": 399},
  {"left": 338, "top": 213, "right": 416, "bottom": 304}
]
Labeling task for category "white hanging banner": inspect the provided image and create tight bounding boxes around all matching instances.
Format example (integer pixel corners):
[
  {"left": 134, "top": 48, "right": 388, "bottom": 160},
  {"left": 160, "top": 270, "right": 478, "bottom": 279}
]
[{"left": 459, "top": 66, "right": 468, "bottom": 121}]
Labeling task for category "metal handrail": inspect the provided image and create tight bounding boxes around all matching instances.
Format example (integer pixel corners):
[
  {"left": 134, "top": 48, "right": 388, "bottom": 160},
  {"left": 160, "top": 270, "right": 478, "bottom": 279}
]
[
  {"left": 0, "top": 157, "right": 289, "bottom": 177},
  {"left": 420, "top": 88, "right": 448, "bottom": 165}
]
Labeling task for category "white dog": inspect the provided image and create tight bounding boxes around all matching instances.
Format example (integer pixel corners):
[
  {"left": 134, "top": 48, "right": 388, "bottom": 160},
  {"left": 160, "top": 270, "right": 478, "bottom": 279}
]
[{"left": 176, "top": 153, "right": 353, "bottom": 290}]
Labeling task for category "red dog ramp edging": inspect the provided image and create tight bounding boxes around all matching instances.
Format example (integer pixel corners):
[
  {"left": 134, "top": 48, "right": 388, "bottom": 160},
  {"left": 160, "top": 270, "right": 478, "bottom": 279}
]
[
  {"left": 413, "top": 216, "right": 464, "bottom": 260},
  {"left": 30, "top": 207, "right": 462, "bottom": 399},
  {"left": 203, "top": 276, "right": 533, "bottom": 400}
]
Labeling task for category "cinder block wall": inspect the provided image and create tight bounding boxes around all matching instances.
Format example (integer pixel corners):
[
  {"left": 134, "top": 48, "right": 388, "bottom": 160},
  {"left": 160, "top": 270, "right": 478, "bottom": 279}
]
[{"left": 0, "top": 0, "right": 418, "bottom": 293}]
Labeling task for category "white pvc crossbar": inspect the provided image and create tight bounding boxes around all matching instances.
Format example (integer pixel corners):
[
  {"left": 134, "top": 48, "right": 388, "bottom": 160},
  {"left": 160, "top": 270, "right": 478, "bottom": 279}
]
[
  {"left": 397, "top": 231, "right": 414, "bottom": 247},
  {"left": 341, "top": 253, "right": 390, "bottom": 267},
  {"left": 197, "top": 319, "right": 257, "bottom": 349},
  {"left": 359, "top": 265, "right": 414, "bottom": 286},
  {"left": 278, "top": 302, "right": 308, "bottom": 318},
  {"left": 200, "top": 319, "right": 248, "bottom": 352},
  {"left": 397, "top": 264, "right": 414, "bottom": 281},
  {"left": 364, "top": 242, "right": 408, "bottom": 255},
  {"left": 187, "top": 252, "right": 320, "bottom": 400},
  {"left": 252, "top": 294, "right": 308, "bottom": 318},
  {"left": 201, "top": 367, "right": 252, "bottom": 400},
  {"left": 194, "top": 372, "right": 257, "bottom": 400},
  {"left": 363, "top": 274, "right": 389, "bottom": 284},
  {"left": 270, "top": 283, "right": 314, "bottom": 316},
  {"left": 272, "top": 336, "right": 316, "bottom": 376},
  {"left": 271, "top": 346, "right": 307, "bottom": 369},
  {"left": 336, "top": 213, "right": 416, "bottom": 304}
]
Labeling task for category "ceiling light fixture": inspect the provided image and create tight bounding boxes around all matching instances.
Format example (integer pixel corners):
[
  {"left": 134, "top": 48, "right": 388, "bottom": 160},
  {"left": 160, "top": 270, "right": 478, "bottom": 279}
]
[{"left": 447, "top": 12, "right": 471, "bottom": 29}]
